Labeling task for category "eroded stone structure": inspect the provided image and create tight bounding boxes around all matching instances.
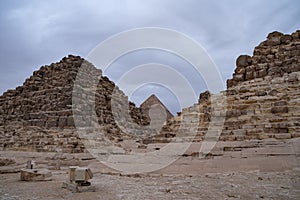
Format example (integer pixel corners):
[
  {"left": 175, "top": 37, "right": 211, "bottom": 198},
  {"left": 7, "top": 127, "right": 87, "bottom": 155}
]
[
  {"left": 0, "top": 55, "right": 148, "bottom": 152},
  {"left": 153, "top": 30, "right": 300, "bottom": 143},
  {"left": 0, "top": 30, "right": 299, "bottom": 152}
]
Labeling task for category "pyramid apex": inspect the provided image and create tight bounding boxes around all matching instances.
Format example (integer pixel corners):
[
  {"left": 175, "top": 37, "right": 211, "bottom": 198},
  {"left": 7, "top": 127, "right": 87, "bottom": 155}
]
[{"left": 140, "top": 94, "right": 173, "bottom": 120}]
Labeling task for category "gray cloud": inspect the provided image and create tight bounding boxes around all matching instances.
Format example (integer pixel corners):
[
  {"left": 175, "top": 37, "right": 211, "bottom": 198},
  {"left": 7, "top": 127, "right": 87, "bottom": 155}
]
[{"left": 0, "top": 0, "right": 299, "bottom": 113}]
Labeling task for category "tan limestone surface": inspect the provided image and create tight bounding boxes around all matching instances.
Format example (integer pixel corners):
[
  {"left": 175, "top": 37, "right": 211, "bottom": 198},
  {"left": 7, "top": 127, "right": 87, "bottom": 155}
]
[{"left": 0, "top": 30, "right": 300, "bottom": 199}]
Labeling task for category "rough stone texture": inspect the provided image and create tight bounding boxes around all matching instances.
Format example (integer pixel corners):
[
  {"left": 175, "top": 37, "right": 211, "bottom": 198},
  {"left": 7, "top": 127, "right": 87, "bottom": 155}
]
[
  {"left": 148, "top": 30, "right": 300, "bottom": 144},
  {"left": 20, "top": 168, "right": 52, "bottom": 181},
  {"left": 0, "top": 30, "right": 299, "bottom": 152},
  {"left": 0, "top": 55, "right": 149, "bottom": 153},
  {"left": 140, "top": 94, "right": 173, "bottom": 120},
  {"left": 0, "top": 158, "right": 16, "bottom": 166},
  {"left": 0, "top": 136, "right": 299, "bottom": 199},
  {"left": 62, "top": 181, "right": 96, "bottom": 193},
  {"left": 227, "top": 30, "right": 300, "bottom": 87},
  {"left": 1, "top": 168, "right": 299, "bottom": 200}
]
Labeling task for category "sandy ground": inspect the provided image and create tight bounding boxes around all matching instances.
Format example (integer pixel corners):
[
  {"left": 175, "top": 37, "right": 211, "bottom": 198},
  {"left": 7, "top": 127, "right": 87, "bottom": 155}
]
[
  {"left": 1, "top": 169, "right": 299, "bottom": 200},
  {"left": 0, "top": 138, "right": 299, "bottom": 199}
]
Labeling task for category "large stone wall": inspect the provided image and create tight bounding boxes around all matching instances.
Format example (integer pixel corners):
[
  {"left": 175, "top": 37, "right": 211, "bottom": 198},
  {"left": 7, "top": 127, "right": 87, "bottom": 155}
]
[
  {"left": 149, "top": 30, "right": 300, "bottom": 143},
  {"left": 223, "top": 30, "right": 300, "bottom": 140}
]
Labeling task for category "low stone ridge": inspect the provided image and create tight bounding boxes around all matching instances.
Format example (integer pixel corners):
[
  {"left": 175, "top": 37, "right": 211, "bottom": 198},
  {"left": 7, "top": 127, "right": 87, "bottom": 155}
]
[
  {"left": 147, "top": 30, "right": 300, "bottom": 144},
  {"left": 0, "top": 55, "right": 149, "bottom": 152}
]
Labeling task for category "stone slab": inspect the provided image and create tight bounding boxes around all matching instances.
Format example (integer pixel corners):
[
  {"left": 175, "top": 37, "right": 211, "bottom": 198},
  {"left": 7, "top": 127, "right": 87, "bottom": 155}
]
[{"left": 20, "top": 168, "right": 52, "bottom": 181}]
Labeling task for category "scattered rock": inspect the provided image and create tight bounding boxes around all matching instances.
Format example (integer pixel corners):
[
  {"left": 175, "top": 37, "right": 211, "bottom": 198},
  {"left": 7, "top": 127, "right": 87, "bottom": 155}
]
[
  {"left": 0, "top": 158, "right": 16, "bottom": 166},
  {"left": 20, "top": 169, "right": 52, "bottom": 181}
]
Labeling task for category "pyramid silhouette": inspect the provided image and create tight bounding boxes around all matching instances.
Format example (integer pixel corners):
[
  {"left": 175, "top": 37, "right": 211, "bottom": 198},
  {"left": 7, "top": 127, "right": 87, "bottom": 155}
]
[{"left": 140, "top": 94, "right": 173, "bottom": 121}]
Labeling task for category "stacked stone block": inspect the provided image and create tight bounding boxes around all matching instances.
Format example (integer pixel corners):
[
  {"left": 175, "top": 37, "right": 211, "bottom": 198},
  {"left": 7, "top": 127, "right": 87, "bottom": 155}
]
[
  {"left": 0, "top": 55, "right": 149, "bottom": 152},
  {"left": 154, "top": 30, "right": 300, "bottom": 143},
  {"left": 0, "top": 29, "right": 299, "bottom": 152}
]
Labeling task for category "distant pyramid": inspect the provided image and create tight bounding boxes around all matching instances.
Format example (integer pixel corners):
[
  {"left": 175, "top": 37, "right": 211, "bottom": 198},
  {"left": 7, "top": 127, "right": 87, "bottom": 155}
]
[{"left": 140, "top": 94, "right": 173, "bottom": 122}]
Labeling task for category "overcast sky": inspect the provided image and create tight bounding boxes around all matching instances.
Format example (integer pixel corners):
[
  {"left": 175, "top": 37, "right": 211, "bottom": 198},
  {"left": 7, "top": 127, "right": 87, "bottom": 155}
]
[{"left": 0, "top": 0, "right": 299, "bottom": 114}]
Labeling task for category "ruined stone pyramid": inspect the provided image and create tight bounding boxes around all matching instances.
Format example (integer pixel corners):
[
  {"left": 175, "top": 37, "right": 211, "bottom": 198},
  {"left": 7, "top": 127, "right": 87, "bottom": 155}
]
[
  {"left": 0, "top": 55, "right": 149, "bottom": 152},
  {"left": 0, "top": 30, "right": 299, "bottom": 152},
  {"left": 146, "top": 30, "right": 300, "bottom": 144}
]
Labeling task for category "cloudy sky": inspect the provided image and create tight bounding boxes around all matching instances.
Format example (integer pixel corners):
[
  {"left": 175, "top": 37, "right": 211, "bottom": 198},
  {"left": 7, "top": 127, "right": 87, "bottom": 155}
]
[{"left": 0, "top": 0, "right": 299, "bottom": 114}]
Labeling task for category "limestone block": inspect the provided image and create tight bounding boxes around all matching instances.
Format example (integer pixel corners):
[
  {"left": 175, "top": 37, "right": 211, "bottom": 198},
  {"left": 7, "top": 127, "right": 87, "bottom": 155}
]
[
  {"left": 274, "top": 101, "right": 287, "bottom": 106},
  {"left": 232, "top": 129, "right": 246, "bottom": 136},
  {"left": 271, "top": 106, "right": 288, "bottom": 113},
  {"left": 274, "top": 133, "right": 291, "bottom": 139},
  {"left": 236, "top": 55, "right": 251, "bottom": 68},
  {"left": 67, "top": 116, "right": 75, "bottom": 127},
  {"left": 20, "top": 169, "right": 52, "bottom": 181},
  {"left": 291, "top": 30, "right": 300, "bottom": 39},
  {"left": 239, "top": 87, "right": 249, "bottom": 93},
  {"left": 267, "top": 37, "right": 281, "bottom": 46},
  {"left": 0, "top": 157, "right": 16, "bottom": 166},
  {"left": 46, "top": 119, "right": 58, "bottom": 128},
  {"left": 226, "top": 79, "right": 234, "bottom": 88},
  {"left": 255, "top": 90, "right": 267, "bottom": 96},
  {"left": 259, "top": 69, "right": 268, "bottom": 77},
  {"left": 58, "top": 116, "right": 68, "bottom": 128},
  {"left": 280, "top": 34, "right": 293, "bottom": 44},
  {"left": 233, "top": 74, "right": 244, "bottom": 81},
  {"left": 245, "top": 72, "right": 254, "bottom": 80},
  {"left": 62, "top": 181, "right": 96, "bottom": 193}
]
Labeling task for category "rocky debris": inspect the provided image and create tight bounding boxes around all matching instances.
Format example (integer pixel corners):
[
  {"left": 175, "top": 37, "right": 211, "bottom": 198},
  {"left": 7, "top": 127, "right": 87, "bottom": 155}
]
[
  {"left": 0, "top": 158, "right": 16, "bottom": 166},
  {"left": 62, "top": 166, "right": 95, "bottom": 193},
  {"left": 62, "top": 181, "right": 96, "bottom": 193},
  {"left": 2, "top": 169, "right": 300, "bottom": 200},
  {"left": 0, "top": 136, "right": 299, "bottom": 198},
  {"left": 20, "top": 159, "right": 52, "bottom": 181},
  {"left": 198, "top": 90, "right": 211, "bottom": 104},
  {"left": 20, "top": 168, "right": 52, "bottom": 181}
]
